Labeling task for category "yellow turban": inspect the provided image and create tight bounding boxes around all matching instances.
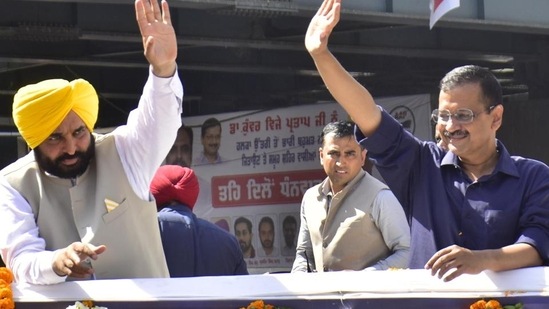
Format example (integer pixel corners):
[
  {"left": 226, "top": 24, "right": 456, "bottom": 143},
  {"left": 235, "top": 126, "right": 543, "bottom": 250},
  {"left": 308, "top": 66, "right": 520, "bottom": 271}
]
[{"left": 12, "top": 79, "right": 99, "bottom": 149}]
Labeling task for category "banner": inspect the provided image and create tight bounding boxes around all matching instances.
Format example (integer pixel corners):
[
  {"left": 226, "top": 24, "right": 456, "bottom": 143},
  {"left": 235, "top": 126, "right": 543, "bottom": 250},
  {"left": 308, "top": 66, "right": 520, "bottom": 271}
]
[
  {"left": 429, "top": 0, "right": 460, "bottom": 29},
  {"left": 181, "top": 94, "right": 432, "bottom": 273}
]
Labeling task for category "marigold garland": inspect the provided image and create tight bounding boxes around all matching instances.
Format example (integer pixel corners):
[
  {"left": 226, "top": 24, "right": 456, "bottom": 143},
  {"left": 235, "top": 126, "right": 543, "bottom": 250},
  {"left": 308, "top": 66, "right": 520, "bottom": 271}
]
[
  {"left": 0, "top": 267, "right": 14, "bottom": 309},
  {"left": 0, "top": 269, "right": 13, "bottom": 286},
  {"left": 0, "top": 286, "right": 13, "bottom": 300},
  {"left": 0, "top": 298, "right": 15, "bottom": 309}
]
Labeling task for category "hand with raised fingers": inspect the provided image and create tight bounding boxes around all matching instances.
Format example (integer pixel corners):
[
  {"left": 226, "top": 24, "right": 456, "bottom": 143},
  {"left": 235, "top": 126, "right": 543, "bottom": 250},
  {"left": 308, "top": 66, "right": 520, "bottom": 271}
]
[
  {"left": 52, "top": 242, "right": 107, "bottom": 278},
  {"left": 305, "top": 0, "right": 341, "bottom": 56},
  {"left": 135, "top": 0, "right": 177, "bottom": 77}
]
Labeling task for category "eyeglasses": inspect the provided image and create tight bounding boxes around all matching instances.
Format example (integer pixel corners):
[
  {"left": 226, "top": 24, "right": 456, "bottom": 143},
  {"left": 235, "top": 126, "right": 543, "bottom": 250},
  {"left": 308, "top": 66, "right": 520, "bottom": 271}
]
[{"left": 431, "top": 106, "right": 495, "bottom": 124}]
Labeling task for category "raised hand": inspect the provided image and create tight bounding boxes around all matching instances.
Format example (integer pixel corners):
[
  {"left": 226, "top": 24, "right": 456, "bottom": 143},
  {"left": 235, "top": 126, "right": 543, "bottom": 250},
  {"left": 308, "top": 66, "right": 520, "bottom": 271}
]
[
  {"left": 135, "top": 0, "right": 177, "bottom": 77},
  {"left": 305, "top": 0, "right": 341, "bottom": 56}
]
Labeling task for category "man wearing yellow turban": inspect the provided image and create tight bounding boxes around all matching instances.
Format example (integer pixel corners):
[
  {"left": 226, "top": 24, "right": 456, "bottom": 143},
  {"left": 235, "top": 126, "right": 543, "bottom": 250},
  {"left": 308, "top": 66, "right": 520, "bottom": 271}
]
[
  {"left": 13, "top": 78, "right": 99, "bottom": 150},
  {"left": 0, "top": 0, "right": 182, "bottom": 285}
]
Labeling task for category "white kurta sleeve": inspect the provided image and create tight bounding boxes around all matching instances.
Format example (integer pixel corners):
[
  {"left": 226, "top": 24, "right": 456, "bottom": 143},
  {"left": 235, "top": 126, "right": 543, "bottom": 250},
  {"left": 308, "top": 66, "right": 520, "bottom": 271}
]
[
  {"left": 0, "top": 177, "right": 66, "bottom": 284},
  {"left": 113, "top": 67, "right": 184, "bottom": 200}
]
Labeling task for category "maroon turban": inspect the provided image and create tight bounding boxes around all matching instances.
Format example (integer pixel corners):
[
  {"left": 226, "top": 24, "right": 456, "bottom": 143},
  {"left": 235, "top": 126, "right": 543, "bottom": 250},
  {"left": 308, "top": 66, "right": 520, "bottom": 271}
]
[{"left": 150, "top": 165, "right": 200, "bottom": 210}]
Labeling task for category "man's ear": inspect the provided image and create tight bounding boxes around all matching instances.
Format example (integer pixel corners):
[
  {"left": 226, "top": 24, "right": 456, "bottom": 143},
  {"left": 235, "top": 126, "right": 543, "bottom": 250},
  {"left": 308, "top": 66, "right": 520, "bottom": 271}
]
[
  {"left": 491, "top": 104, "right": 504, "bottom": 130},
  {"left": 319, "top": 147, "right": 323, "bottom": 165}
]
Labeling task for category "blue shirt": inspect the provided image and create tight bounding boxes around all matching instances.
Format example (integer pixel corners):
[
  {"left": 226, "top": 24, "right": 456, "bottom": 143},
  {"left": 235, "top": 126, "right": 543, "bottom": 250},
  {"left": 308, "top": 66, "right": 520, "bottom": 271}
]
[
  {"left": 158, "top": 204, "right": 248, "bottom": 277},
  {"left": 194, "top": 151, "right": 225, "bottom": 166},
  {"left": 357, "top": 110, "right": 549, "bottom": 268}
]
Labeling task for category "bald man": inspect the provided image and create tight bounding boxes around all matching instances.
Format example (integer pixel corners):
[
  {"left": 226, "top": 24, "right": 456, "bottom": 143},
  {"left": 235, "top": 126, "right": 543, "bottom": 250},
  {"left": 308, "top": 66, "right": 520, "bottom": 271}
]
[{"left": 0, "top": 0, "right": 182, "bottom": 285}]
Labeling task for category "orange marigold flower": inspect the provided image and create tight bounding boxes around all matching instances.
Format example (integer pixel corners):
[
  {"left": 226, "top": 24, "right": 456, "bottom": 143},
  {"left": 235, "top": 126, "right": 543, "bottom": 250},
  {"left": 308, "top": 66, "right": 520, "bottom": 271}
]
[
  {"left": 0, "top": 287, "right": 13, "bottom": 300},
  {"left": 470, "top": 299, "right": 487, "bottom": 309},
  {"left": 486, "top": 299, "right": 502, "bottom": 309},
  {"left": 0, "top": 297, "right": 15, "bottom": 309},
  {"left": 0, "top": 268, "right": 13, "bottom": 285},
  {"left": 248, "top": 300, "right": 265, "bottom": 309},
  {"left": 241, "top": 299, "right": 289, "bottom": 309}
]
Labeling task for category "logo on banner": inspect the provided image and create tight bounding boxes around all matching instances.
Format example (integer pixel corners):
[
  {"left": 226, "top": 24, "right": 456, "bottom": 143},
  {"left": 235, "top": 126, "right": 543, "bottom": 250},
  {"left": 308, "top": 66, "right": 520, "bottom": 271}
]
[{"left": 390, "top": 106, "right": 415, "bottom": 134}]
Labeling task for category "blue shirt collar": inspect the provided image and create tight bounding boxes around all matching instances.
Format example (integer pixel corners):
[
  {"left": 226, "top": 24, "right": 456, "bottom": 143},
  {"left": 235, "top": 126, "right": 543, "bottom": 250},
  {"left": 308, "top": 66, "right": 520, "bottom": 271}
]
[{"left": 440, "top": 139, "right": 519, "bottom": 178}]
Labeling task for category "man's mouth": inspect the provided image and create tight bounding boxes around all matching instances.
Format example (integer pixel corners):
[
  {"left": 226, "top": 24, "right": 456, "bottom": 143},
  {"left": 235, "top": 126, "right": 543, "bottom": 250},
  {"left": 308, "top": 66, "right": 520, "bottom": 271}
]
[
  {"left": 60, "top": 157, "right": 79, "bottom": 166},
  {"left": 444, "top": 130, "right": 468, "bottom": 139}
]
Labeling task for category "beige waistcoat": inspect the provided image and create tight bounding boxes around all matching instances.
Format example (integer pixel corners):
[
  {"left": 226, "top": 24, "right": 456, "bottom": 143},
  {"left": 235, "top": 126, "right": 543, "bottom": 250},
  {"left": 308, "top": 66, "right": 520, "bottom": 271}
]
[
  {"left": 303, "top": 171, "right": 390, "bottom": 272},
  {"left": 2, "top": 133, "right": 169, "bottom": 279}
]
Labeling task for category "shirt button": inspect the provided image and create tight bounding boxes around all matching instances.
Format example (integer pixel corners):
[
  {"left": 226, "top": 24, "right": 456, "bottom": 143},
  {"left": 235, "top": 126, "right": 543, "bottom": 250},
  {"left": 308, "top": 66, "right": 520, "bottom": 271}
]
[{"left": 458, "top": 231, "right": 463, "bottom": 236}]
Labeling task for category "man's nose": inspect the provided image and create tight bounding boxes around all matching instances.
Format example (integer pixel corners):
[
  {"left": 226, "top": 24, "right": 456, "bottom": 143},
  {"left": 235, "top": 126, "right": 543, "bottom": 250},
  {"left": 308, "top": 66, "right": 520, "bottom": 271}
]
[
  {"left": 63, "top": 137, "right": 77, "bottom": 154},
  {"left": 444, "top": 116, "right": 461, "bottom": 131},
  {"left": 336, "top": 156, "right": 347, "bottom": 165}
]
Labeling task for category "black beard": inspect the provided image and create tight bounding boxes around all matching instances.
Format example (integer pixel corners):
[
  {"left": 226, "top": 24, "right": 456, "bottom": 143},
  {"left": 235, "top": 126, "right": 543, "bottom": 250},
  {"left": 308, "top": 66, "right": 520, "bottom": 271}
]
[
  {"left": 285, "top": 238, "right": 294, "bottom": 247},
  {"left": 34, "top": 134, "right": 95, "bottom": 179},
  {"left": 261, "top": 240, "right": 273, "bottom": 249},
  {"left": 239, "top": 241, "right": 250, "bottom": 253}
]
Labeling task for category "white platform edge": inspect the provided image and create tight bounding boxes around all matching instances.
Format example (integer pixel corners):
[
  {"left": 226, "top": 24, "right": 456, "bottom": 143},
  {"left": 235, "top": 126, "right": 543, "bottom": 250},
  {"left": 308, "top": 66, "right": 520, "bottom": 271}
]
[{"left": 12, "top": 267, "right": 549, "bottom": 303}]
